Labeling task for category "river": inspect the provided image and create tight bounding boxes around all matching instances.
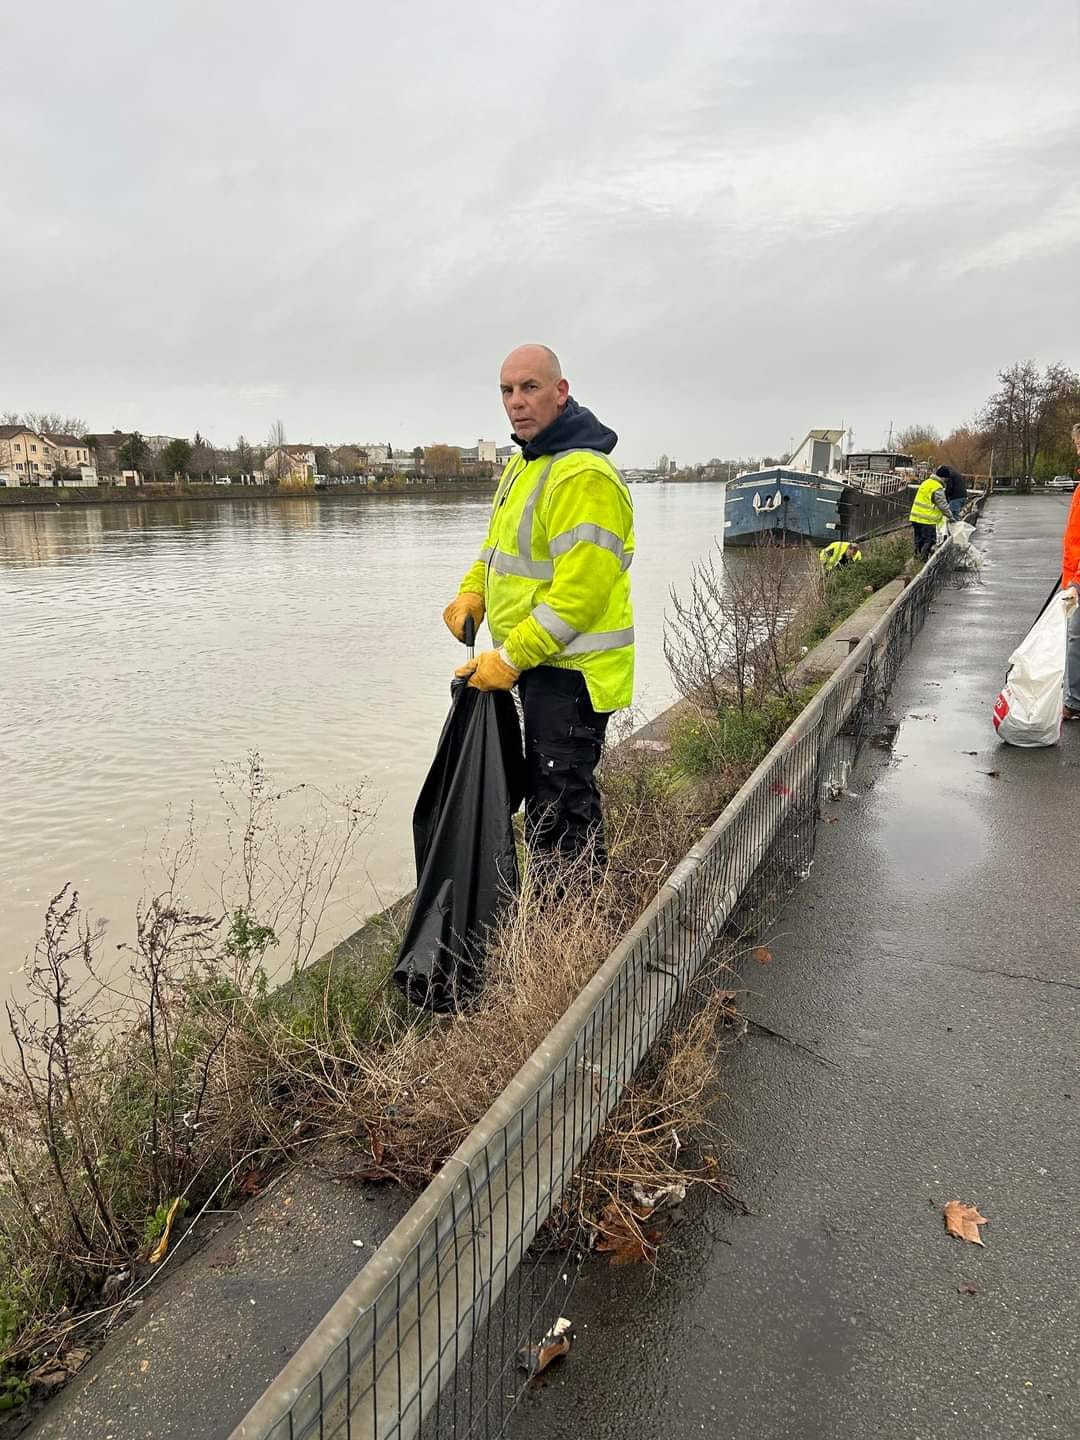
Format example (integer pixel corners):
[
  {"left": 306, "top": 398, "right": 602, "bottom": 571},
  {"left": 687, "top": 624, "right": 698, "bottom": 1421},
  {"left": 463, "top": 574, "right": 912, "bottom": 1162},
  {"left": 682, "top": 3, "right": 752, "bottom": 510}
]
[{"left": 0, "top": 484, "right": 728, "bottom": 995}]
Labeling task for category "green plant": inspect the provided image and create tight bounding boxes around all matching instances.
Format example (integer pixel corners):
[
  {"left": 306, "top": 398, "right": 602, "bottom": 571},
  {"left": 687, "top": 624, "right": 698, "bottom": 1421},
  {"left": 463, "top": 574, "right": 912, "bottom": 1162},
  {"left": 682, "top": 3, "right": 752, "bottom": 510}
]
[
  {"left": 668, "top": 693, "right": 808, "bottom": 778},
  {"left": 0, "top": 1294, "right": 30, "bottom": 1411},
  {"left": 143, "top": 1196, "right": 189, "bottom": 1249},
  {"left": 224, "top": 908, "right": 277, "bottom": 969}
]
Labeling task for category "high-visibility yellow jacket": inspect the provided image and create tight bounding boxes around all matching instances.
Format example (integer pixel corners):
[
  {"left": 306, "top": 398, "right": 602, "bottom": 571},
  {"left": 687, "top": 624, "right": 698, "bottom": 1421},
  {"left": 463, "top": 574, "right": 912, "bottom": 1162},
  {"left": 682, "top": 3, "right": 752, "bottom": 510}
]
[
  {"left": 909, "top": 477, "right": 951, "bottom": 526},
  {"left": 458, "top": 437, "right": 635, "bottom": 713},
  {"left": 820, "top": 541, "right": 862, "bottom": 572}
]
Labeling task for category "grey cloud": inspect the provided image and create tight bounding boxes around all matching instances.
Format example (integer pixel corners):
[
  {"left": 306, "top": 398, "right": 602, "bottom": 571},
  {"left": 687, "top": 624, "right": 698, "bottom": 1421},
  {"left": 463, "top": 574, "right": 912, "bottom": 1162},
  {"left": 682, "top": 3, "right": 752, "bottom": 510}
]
[{"left": 2, "top": 0, "right": 1077, "bottom": 462}]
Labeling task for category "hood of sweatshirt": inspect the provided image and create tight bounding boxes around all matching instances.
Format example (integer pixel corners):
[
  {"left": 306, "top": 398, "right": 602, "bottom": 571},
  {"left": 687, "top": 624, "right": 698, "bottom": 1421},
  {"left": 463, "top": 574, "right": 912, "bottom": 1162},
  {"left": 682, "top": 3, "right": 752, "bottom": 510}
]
[{"left": 513, "top": 396, "right": 618, "bottom": 461}]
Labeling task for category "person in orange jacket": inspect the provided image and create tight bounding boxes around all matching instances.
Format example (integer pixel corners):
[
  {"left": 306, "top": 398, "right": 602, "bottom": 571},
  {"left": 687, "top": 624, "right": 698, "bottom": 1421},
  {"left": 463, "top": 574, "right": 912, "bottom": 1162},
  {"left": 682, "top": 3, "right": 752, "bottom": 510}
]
[{"left": 1063, "top": 422, "right": 1080, "bottom": 720}]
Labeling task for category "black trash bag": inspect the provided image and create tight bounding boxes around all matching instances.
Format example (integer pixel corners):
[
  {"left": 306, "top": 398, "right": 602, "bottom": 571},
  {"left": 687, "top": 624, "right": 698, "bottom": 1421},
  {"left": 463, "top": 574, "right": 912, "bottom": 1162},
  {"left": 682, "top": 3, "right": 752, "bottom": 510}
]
[{"left": 393, "top": 683, "right": 526, "bottom": 1012}]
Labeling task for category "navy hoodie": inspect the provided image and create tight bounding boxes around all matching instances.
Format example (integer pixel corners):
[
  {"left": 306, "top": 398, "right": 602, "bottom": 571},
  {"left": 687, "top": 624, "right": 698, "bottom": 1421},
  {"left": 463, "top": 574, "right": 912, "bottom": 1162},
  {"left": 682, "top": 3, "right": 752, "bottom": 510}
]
[{"left": 513, "top": 397, "right": 618, "bottom": 461}]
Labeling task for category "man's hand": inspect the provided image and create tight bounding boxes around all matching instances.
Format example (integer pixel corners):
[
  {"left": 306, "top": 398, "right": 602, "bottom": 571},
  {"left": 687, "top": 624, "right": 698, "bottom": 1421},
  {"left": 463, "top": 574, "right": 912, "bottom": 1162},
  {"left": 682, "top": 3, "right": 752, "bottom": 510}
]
[
  {"left": 442, "top": 592, "right": 485, "bottom": 642},
  {"left": 455, "top": 649, "right": 520, "bottom": 691}
]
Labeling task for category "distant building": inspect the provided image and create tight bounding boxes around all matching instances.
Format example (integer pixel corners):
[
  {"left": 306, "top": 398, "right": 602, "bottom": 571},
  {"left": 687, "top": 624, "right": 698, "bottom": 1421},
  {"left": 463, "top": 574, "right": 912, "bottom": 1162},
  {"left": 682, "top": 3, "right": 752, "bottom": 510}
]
[
  {"left": 495, "top": 444, "right": 518, "bottom": 467},
  {"left": 43, "top": 432, "right": 97, "bottom": 485},
  {"left": 144, "top": 435, "right": 181, "bottom": 457},
  {"left": 0, "top": 425, "right": 97, "bottom": 486},
  {"left": 0, "top": 425, "right": 52, "bottom": 485},
  {"left": 264, "top": 445, "right": 316, "bottom": 485},
  {"left": 457, "top": 439, "right": 499, "bottom": 466}
]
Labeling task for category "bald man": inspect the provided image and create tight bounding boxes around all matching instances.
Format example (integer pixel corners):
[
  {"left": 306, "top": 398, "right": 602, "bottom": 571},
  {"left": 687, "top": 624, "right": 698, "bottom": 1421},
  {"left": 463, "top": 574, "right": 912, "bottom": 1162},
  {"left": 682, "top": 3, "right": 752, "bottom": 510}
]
[{"left": 443, "top": 345, "right": 636, "bottom": 867}]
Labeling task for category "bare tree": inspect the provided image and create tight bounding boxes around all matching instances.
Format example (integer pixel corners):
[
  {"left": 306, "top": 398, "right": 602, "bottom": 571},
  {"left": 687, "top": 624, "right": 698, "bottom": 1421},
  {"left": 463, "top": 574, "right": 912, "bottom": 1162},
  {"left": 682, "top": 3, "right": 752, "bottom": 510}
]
[
  {"left": 895, "top": 424, "right": 941, "bottom": 463},
  {"left": 665, "top": 539, "right": 818, "bottom": 715},
  {"left": 187, "top": 431, "right": 216, "bottom": 481},
  {"left": 423, "top": 444, "right": 460, "bottom": 479},
  {"left": 937, "top": 425, "right": 990, "bottom": 476},
  {"left": 979, "top": 361, "right": 1080, "bottom": 479},
  {"left": 235, "top": 434, "right": 252, "bottom": 478},
  {"left": 264, "top": 420, "right": 288, "bottom": 482},
  {"left": 1, "top": 411, "right": 86, "bottom": 434},
  {"left": 332, "top": 444, "right": 362, "bottom": 477}
]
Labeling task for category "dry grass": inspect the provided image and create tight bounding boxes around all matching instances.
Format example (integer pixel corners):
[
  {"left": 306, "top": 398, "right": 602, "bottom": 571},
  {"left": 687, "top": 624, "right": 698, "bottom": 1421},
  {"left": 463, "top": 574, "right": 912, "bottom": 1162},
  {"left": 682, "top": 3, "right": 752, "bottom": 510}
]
[
  {"left": 0, "top": 738, "right": 730, "bottom": 1403},
  {"left": 271, "top": 743, "right": 711, "bottom": 1188}
]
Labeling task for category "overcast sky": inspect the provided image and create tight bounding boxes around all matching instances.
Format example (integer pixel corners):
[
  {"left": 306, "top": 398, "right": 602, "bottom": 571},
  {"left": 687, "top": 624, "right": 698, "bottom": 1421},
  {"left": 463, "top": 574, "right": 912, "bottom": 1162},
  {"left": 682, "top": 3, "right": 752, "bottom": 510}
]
[{"left": 2, "top": 0, "right": 1078, "bottom": 466}]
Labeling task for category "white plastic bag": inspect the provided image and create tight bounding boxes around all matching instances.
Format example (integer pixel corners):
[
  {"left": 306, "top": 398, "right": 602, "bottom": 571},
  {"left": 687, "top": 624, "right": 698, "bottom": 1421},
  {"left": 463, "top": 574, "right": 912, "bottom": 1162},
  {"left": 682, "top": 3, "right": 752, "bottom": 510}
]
[
  {"left": 992, "top": 591, "right": 1076, "bottom": 746},
  {"left": 949, "top": 520, "right": 981, "bottom": 570}
]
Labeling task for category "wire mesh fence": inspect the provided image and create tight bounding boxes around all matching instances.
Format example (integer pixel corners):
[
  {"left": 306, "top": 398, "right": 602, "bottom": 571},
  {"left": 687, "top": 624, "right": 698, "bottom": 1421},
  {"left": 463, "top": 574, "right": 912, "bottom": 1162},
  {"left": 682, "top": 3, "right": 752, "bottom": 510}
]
[{"left": 231, "top": 534, "right": 961, "bottom": 1440}]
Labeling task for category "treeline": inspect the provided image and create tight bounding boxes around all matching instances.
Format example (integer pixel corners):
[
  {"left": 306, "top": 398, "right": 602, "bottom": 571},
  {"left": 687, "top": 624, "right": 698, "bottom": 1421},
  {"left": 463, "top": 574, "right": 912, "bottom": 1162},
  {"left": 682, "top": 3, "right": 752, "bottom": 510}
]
[
  {"left": 896, "top": 360, "right": 1078, "bottom": 483},
  {"left": 668, "top": 358, "right": 1078, "bottom": 485}
]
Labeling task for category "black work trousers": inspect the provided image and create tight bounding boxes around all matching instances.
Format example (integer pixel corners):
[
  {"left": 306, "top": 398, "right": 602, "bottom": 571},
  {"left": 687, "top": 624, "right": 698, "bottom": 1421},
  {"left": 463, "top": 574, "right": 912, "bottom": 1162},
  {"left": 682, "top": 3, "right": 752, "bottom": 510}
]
[
  {"left": 516, "top": 666, "right": 611, "bottom": 866},
  {"left": 912, "top": 522, "right": 938, "bottom": 561}
]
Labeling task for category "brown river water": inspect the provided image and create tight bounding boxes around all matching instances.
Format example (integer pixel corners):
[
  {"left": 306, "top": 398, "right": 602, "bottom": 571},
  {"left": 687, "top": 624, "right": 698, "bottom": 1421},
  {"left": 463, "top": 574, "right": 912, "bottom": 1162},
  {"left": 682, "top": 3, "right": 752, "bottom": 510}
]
[{"left": 0, "top": 484, "right": 732, "bottom": 999}]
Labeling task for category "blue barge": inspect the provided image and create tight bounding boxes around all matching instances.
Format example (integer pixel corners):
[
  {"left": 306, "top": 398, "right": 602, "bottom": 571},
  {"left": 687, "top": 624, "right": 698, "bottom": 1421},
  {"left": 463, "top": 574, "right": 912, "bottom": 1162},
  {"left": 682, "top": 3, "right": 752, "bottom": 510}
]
[{"left": 723, "top": 429, "right": 917, "bottom": 547}]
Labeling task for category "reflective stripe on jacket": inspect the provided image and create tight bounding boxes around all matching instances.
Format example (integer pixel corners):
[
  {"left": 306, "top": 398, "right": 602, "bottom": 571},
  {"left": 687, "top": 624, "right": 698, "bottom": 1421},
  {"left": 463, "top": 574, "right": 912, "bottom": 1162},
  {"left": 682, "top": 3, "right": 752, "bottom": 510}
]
[
  {"left": 458, "top": 448, "right": 635, "bottom": 712},
  {"left": 909, "top": 477, "right": 949, "bottom": 526}
]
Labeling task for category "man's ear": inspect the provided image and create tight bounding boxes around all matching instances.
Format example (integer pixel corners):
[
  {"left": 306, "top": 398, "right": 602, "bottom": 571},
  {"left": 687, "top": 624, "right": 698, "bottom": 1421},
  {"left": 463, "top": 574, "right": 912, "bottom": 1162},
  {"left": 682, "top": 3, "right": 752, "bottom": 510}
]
[{"left": 556, "top": 378, "right": 570, "bottom": 407}]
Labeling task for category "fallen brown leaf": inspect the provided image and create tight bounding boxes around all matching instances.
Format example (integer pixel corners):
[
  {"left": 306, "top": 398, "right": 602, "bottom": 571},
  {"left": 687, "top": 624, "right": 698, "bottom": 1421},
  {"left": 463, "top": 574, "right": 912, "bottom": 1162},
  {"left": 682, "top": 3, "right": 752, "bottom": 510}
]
[
  {"left": 28, "top": 1348, "right": 89, "bottom": 1390},
  {"left": 28, "top": 1363, "right": 68, "bottom": 1391},
  {"left": 594, "top": 1203, "right": 663, "bottom": 1265},
  {"left": 752, "top": 946, "right": 773, "bottom": 965},
  {"left": 957, "top": 1283, "right": 978, "bottom": 1296},
  {"left": 944, "top": 1200, "right": 988, "bottom": 1246},
  {"left": 238, "top": 1167, "right": 266, "bottom": 1197}
]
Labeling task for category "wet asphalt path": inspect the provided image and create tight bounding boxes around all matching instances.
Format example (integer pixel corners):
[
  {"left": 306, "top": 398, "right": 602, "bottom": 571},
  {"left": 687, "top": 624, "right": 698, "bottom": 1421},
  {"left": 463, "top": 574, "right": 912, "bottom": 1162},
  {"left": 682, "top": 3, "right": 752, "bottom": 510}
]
[{"left": 511, "top": 497, "right": 1079, "bottom": 1440}]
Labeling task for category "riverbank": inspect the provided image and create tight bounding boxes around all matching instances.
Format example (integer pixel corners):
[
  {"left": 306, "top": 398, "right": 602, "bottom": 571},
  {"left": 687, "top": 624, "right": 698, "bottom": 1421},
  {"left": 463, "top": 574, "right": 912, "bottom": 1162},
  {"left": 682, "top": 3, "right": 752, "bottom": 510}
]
[
  {"left": 3, "top": 530, "right": 919, "bottom": 1435},
  {"left": 0, "top": 478, "right": 494, "bottom": 509}
]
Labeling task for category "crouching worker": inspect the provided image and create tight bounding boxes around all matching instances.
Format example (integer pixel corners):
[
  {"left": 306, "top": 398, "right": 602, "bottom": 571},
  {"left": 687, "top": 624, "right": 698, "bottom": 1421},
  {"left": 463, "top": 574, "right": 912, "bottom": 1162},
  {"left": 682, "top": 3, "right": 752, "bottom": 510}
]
[
  {"left": 442, "top": 343, "right": 635, "bottom": 869},
  {"left": 820, "top": 540, "right": 863, "bottom": 573}
]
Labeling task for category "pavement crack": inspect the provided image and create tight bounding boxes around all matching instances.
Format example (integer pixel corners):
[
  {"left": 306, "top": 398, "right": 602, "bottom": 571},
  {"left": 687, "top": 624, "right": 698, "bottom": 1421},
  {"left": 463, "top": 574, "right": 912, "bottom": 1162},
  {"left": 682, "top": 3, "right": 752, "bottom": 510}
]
[
  {"left": 913, "top": 955, "right": 1080, "bottom": 992},
  {"left": 743, "top": 1017, "right": 841, "bottom": 1069}
]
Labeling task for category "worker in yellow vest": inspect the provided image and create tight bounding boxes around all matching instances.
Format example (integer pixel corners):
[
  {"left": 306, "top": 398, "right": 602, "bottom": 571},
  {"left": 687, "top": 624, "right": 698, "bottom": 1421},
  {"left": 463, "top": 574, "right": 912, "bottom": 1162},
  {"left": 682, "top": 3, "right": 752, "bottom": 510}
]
[
  {"left": 442, "top": 344, "right": 634, "bottom": 865},
  {"left": 909, "top": 471, "right": 954, "bottom": 560},
  {"left": 820, "top": 540, "right": 863, "bottom": 573}
]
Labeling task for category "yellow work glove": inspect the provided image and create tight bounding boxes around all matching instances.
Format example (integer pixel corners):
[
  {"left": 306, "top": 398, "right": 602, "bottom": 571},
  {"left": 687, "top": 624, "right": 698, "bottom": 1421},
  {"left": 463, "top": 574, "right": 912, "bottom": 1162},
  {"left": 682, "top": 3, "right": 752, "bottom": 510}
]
[
  {"left": 442, "top": 592, "right": 485, "bottom": 642},
  {"left": 455, "top": 649, "right": 520, "bottom": 692}
]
